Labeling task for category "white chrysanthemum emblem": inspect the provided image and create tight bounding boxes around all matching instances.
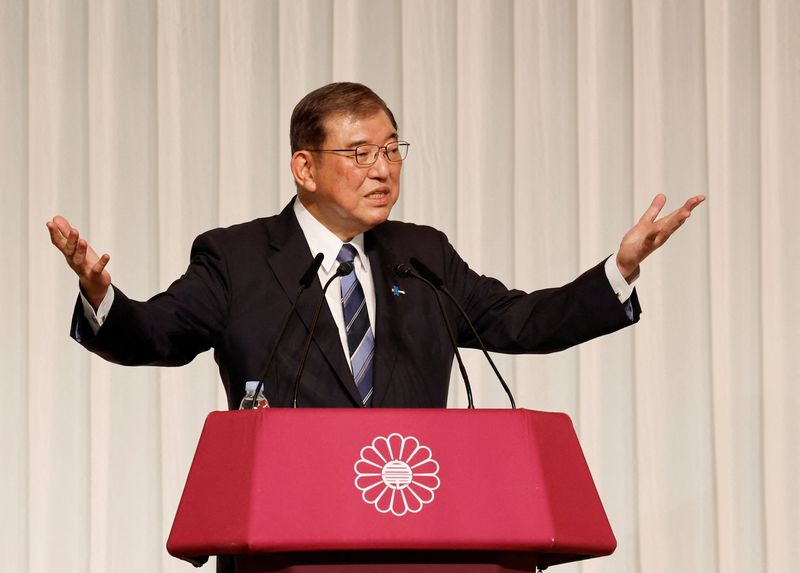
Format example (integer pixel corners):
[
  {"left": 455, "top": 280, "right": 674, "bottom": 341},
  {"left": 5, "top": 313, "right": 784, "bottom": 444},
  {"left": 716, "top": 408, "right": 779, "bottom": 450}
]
[{"left": 354, "top": 433, "right": 441, "bottom": 516}]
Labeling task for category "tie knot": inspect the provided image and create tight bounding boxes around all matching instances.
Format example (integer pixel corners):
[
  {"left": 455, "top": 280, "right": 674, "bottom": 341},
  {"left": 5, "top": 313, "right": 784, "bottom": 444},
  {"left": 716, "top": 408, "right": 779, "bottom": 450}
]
[{"left": 337, "top": 243, "right": 358, "bottom": 264}]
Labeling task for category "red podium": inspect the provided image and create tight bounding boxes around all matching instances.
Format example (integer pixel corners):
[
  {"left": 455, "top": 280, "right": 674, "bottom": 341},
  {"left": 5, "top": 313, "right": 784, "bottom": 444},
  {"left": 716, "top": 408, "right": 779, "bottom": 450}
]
[{"left": 167, "top": 409, "right": 615, "bottom": 572}]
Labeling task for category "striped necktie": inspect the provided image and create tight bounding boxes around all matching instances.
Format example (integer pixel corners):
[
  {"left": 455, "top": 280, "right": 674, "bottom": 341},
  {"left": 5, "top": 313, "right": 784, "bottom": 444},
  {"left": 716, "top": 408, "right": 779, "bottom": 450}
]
[{"left": 337, "top": 244, "right": 374, "bottom": 407}]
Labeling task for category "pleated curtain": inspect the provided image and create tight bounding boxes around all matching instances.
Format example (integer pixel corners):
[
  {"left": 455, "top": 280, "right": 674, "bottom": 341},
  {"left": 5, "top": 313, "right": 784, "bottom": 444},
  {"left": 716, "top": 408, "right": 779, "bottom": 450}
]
[{"left": 1, "top": 1, "right": 797, "bottom": 572}]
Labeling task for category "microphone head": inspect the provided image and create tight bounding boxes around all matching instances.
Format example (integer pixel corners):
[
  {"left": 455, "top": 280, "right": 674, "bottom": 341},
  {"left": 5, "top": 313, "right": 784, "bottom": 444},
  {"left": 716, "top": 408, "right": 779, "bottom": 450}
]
[
  {"left": 391, "top": 263, "right": 413, "bottom": 278},
  {"left": 410, "top": 257, "right": 443, "bottom": 288},
  {"left": 299, "top": 253, "right": 324, "bottom": 289},
  {"left": 336, "top": 261, "right": 354, "bottom": 277}
]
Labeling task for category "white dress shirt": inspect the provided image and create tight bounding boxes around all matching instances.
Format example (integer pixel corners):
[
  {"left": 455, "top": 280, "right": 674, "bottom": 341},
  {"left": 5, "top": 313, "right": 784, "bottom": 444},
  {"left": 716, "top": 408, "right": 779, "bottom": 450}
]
[{"left": 293, "top": 199, "right": 377, "bottom": 369}]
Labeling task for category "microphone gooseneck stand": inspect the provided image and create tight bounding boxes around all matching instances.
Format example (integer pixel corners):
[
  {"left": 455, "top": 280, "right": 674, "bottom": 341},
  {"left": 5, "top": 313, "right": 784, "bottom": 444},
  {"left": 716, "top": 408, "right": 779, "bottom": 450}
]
[
  {"left": 250, "top": 253, "right": 324, "bottom": 408},
  {"left": 392, "top": 263, "right": 475, "bottom": 409},
  {"left": 292, "top": 261, "right": 355, "bottom": 408},
  {"left": 408, "top": 257, "right": 517, "bottom": 409}
]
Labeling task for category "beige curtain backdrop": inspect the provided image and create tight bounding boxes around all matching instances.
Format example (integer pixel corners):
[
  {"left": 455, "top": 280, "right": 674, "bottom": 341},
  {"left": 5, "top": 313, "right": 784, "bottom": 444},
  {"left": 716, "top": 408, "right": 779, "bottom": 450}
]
[{"left": 1, "top": 0, "right": 798, "bottom": 571}]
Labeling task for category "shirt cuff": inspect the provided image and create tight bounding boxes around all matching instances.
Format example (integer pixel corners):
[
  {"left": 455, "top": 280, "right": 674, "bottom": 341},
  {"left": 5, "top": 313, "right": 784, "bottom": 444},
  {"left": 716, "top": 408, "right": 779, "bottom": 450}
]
[
  {"left": 79, "top": 285, "right": 115, "bottom": 335},
  {"left": 604, "top": 252, "right": 638, "bottom": 303}
]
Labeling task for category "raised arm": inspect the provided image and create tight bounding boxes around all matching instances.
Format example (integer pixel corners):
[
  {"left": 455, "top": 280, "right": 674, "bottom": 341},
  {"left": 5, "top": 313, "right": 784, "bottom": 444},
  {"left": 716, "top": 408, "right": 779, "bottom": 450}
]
[{"left": 46, "top": 215, "right": 111, "bottom": 309}]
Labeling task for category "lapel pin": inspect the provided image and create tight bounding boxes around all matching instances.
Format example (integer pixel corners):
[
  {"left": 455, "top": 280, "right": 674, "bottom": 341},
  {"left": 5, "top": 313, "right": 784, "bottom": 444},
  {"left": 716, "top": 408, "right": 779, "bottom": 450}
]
[{"left": 391, "top": 285, "right": 406, "bottom": 297}]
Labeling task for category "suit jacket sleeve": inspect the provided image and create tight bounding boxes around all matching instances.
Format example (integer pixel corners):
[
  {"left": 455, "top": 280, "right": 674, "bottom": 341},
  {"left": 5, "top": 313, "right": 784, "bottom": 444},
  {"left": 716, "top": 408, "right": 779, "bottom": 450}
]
[
  {"left": 432, "top": 228, "right": 640, "bottom": 353},
  {"left": 70, "top": 230, "right": 230, "bottom": 367}
]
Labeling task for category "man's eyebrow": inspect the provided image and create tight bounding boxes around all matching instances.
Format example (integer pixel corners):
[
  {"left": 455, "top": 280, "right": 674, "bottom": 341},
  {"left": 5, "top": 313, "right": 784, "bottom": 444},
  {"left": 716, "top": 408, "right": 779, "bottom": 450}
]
[{"left": 346, "top": 132, "right": 399, "bottom": 148}]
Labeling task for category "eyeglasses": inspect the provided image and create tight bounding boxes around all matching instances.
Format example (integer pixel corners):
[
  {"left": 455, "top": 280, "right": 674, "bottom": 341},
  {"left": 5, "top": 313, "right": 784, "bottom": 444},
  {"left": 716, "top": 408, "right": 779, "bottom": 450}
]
[{"left": 308, "top": 141, "right": 410, "bottom": 166}]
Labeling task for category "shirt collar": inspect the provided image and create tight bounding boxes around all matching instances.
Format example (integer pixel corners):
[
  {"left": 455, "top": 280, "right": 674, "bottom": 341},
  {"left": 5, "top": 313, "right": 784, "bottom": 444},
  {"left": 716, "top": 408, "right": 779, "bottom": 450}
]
[{"left": 293, "top": 198, "right": 367, "bottom": 273}]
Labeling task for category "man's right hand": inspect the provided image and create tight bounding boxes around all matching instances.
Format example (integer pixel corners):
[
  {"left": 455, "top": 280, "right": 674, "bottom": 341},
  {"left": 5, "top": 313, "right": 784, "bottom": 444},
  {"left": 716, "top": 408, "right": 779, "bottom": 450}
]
[{"left": 46, "top": 215, "right": 111, "bottom": 310}]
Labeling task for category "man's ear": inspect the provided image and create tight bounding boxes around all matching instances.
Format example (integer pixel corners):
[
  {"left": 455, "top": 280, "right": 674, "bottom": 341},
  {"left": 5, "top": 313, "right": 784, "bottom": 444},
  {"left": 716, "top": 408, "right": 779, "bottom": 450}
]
[{"left": 291, "top": 151, "right": 317, "bottom": 192}]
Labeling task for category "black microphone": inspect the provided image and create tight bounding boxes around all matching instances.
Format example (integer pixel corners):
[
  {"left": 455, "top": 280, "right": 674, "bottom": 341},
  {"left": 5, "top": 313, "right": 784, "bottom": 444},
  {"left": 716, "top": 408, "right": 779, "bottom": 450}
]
[
  {"left": 392, "top": 263, "right": 475, "bottom": 409},
  {"left": 299, "top": 253, "right": 324, "bottom": 289},
  {"left": 409, "top": 257, "right": 516, "bottom": 409},
  {"left": 249, "top": 253, "right": 324, "bottom": 408},
  {"left": 292, "top": 261, "right": 355, "bottom": 408}
]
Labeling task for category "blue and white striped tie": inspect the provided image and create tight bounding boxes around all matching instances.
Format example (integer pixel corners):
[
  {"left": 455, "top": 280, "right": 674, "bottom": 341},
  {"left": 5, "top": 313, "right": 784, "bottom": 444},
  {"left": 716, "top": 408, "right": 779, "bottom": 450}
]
[{"left": 337, "top": 244, "right": 374, "bottom": 407}]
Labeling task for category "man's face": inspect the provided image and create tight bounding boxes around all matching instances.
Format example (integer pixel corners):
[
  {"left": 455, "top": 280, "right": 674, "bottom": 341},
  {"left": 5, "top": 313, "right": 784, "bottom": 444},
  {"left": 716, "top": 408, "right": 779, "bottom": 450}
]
[{"left": 303, "top": 111, "right": 402, "bottom": 241}]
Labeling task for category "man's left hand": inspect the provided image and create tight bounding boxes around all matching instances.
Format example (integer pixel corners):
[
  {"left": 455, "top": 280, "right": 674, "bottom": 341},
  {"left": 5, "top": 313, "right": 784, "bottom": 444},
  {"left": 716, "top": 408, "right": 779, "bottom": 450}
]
[{"left": 616, "top": 194, "right": 706, "bottom": 282}]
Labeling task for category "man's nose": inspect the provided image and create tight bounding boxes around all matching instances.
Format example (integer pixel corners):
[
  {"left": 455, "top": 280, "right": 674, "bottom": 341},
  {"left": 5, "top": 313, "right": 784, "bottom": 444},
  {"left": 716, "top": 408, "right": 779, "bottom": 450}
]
[{"left": 367, "top": 149, "right": 391, "bottom": 178}]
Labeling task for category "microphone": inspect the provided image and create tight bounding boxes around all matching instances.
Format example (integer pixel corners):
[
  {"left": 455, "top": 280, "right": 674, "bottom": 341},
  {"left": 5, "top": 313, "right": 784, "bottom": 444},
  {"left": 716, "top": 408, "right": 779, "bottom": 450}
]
[
  {"left": 392, "top": 263, "right": 475, "bottom": 409},
  {"left": 299, "top": 253, "right": 324, "bottom": 289},
  {"left": 292, "top": 261, "right": 355, "bottom": 407},
  {"left": 409, "top": 257, "right": 516, "bottom": 409},
  {"left": 249, "top": 253, "right": 324, "bottom": 408}
]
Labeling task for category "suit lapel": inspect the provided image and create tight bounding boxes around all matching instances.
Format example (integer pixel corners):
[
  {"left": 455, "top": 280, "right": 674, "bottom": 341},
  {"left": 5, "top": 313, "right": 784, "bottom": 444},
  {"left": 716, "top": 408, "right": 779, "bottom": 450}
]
[
  {"left": 265, "top": 201, "right": 362, "bottom": 407},
  {"left": 366, "top": 230, "right": 403, "bottom": 408}
]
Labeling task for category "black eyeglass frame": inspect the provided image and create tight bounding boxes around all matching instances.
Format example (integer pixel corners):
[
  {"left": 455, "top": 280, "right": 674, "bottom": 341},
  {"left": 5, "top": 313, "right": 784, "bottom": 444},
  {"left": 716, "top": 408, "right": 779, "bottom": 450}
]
[{"left": 307, "top": 141, "right": 410, "bottom": 167}]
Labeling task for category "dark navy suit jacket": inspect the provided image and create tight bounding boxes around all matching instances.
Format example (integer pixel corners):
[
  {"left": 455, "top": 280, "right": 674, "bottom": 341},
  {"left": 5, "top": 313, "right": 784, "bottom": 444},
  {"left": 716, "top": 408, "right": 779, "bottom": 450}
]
[{"left": 72, "top": 200, "right": 640, "bottom": 410}]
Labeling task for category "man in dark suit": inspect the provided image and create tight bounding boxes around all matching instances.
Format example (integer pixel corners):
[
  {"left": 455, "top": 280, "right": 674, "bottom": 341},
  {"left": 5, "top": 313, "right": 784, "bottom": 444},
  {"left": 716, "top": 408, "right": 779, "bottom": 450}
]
[
  {"left": 47, "top": 82, "right": 704, "bottom": 410},
  {"left": 47, "top": 82, "right": 703, "bottom": 573}
]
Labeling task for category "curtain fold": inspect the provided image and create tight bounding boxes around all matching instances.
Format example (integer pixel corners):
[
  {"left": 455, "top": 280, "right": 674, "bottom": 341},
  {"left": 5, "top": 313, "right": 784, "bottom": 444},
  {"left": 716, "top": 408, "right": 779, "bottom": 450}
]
[
  {"left": 2, "top": 0, "right": 797, "bottom": 571},
  {"left": 0, "top": 3, "right": 29, "bottom": 572},
  {"left": 759, "top": 1, "right": 800, "bottom": 569}
]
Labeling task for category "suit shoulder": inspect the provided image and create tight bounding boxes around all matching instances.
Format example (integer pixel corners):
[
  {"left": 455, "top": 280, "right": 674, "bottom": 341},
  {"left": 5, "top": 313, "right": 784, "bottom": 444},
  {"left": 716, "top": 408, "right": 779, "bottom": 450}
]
[
  {"left": 370, "top": 220, "right": 461, "bottom": 273},
  {"left": 375, "top": 219, "right": 450, "bottom": 244},
  {"left": 191, "top": 217, "right": 273, "bottom": 253}
]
